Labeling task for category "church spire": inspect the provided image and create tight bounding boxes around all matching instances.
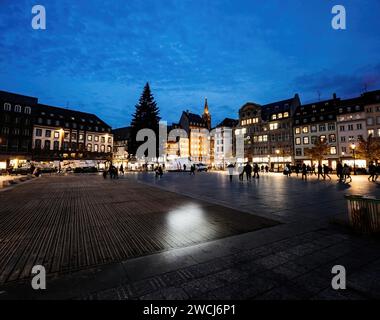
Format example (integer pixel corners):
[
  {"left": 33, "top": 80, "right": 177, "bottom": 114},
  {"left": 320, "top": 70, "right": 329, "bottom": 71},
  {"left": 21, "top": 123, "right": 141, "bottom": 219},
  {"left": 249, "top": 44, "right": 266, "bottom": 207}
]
[
  {"left": 202, "top": 97, "right": 211, "bottom": 130},
  {"left": 204, "top": 98, "right": 209, "bottom": 114}
]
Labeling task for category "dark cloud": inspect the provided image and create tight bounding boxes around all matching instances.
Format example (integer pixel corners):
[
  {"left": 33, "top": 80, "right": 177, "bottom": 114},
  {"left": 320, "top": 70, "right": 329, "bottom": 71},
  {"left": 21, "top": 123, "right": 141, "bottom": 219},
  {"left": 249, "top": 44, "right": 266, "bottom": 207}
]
[{"left": 293, "top": 64, "right": 380, "bottom": 102}]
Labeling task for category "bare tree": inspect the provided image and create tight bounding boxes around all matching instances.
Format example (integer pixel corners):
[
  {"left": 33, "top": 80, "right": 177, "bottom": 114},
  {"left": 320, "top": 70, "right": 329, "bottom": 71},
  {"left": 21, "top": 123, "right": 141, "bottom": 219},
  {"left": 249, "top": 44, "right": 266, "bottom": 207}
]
[
  {"left": 305, "top": 138, "right": 330, "bottom": 165},
  {"left": 356, "top": 134, "right": 380, "bottom": 162}
]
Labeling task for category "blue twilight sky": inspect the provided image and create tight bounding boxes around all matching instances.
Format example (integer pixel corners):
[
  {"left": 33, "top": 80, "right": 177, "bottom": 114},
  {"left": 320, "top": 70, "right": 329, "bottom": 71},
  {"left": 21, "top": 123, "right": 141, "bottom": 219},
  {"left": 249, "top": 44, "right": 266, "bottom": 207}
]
[{"left": 0, "top": 0, "right": 380, "bottom": 128}]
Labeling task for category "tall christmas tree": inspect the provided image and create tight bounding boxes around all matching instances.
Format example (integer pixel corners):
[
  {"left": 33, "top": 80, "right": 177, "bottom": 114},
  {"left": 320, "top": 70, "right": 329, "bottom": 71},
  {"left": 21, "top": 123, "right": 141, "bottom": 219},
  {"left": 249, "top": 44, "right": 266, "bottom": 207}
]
[{"left": 130, "top": 83, "right": 161, "bottom": 156}]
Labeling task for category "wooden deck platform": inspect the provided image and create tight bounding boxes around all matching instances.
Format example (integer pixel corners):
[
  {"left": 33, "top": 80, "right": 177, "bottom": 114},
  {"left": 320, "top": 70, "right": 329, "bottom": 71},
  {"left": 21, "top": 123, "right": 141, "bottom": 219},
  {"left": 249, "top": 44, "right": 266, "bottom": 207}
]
[{"left": 0, "top": 174, "right": 277, "bottom": 284}]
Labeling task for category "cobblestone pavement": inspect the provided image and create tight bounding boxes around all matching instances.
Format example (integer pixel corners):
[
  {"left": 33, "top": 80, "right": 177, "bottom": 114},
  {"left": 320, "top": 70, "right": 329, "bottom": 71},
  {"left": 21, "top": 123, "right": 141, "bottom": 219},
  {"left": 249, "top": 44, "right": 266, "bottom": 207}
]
[
  {"left": 0, "top": 172, "right": 379, "bottom": 300},
  {"left": 84, "top": 227, "right": 380, "bottom": 300}
]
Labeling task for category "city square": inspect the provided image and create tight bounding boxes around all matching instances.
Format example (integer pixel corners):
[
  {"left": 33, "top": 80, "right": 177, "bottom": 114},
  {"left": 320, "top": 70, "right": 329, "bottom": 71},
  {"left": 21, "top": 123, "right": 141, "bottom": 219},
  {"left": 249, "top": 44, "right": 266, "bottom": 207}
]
[
  {"left": 0, "top": 171, "right": 379, "bottom": 300},
  {"left": 1, "top": 0, "right": 380, "bottom": 312}
]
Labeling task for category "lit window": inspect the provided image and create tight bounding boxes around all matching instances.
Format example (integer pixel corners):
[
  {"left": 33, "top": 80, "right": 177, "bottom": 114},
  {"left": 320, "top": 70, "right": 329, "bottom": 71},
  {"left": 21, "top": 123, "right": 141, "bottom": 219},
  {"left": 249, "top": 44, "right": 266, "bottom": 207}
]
[
  {"left": 283, "top": 112, "right": 289, "bottom": 118},
  {"left": 303, "top": 137, "right": 309, "bottom": 144},
  {"left": 330, "top": 147, "right": 337, "bottom": 155},
  {"left": 269, "top": 123, "right": 279, "bottom": 130},
  {"left": 302, "top": 126, "right": 309, "bottom": 134}
]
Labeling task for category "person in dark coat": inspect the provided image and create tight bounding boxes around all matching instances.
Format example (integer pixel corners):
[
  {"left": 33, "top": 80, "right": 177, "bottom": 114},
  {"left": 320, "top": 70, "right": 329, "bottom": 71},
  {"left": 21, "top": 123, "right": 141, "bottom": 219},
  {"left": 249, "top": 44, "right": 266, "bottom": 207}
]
[
  {"left": 295, "top": 164, "right": 300, "bottom": 177},
  {"left": 190, "top": 164, "right": 196, "bottom": 176},
  {"left": 323, "top": 164, "right": 331, "bottom": 180},
  {"left": 301, "top": 163, "right": 307, "bottom": 180},
  {"left": 253, "top": 163, "right": 260, "bottom": 179},
  {"left": 368, "top": 161, "right": 376, "bottom": 182},
  {"left": 317, "top": 164, "right": 324, "bottom": 180},
  {"left": 336, "top": 161, "right": 343, "bottom": 183},
  {"left": 245, "top": 163, "right": 252, "bottom": 181}
]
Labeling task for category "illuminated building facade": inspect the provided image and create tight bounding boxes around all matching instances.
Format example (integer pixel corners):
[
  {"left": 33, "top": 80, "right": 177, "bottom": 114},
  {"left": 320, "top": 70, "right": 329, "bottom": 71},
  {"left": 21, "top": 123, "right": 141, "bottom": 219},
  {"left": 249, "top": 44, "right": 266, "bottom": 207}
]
[
  {"left": 0, "top": 91, "right": 37, "bottom": 170},
  {"left": 238, "top": 95, "right": 300, "bottom": 170},
  {"left": 32, "top": 104, "right": 113, "bottom": 162},
  {"left": 212, "top": 118, "right": 238, "bottom": 169},
  {"left": 363, "top": 90, "right": 380, "bottom": 138},
  {"left": 112, "top": 126, "right": 130, "bottom": 166},
  {"left": 337, "top": 97, "right": 367, "bottom": 168},
  {"left": 179, "top": 99, "right": 212, "bottom": 163},
  {"left": 293, "top": 95, "right": 340, "bottom": 169}
]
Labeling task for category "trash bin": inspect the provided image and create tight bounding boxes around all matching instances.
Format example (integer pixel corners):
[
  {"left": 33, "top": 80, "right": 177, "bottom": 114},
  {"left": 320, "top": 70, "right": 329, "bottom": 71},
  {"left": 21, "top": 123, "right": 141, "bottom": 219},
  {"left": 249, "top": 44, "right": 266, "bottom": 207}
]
[{"left": 345, "top": 195, "right": 380, "bottom": 234}]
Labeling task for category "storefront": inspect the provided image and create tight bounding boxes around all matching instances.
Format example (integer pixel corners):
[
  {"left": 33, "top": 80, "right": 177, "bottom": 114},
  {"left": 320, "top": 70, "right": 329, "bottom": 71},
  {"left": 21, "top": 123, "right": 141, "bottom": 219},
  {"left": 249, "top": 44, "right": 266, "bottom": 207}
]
[
  {"left": 299, "top": 159, "right": 338, "bottom": 170},
  {"left": 341, "top": 159, "right": 367, "bottom": 169}
]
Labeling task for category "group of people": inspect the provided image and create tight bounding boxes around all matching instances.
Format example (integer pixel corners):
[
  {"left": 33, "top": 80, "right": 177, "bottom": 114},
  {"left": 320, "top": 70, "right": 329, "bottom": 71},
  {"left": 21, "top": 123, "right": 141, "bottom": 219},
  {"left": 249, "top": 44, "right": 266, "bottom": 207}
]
[
  {"left": 225, "top": 161, "right": 374, "bottom": 185},
  {"left": 297, "top": 162, "right": 353, "bottom": 183},
  {"left": 103, "top": 164, "right": 124, "bottom": 179},
  {"left": 182, "top": 164, "right": 197, "bottom": 175},
  {"left": 226, "top": 163, "right": 261, "bottom": 182},
  {"left": 368, "top": 161, "right": 380, "bottom": 182},
  {"left": 297, "top": 163, "right": 333, "bottom": 181},
  {"left": 155, "top": 166, "right": 164, "bottom": 178}
]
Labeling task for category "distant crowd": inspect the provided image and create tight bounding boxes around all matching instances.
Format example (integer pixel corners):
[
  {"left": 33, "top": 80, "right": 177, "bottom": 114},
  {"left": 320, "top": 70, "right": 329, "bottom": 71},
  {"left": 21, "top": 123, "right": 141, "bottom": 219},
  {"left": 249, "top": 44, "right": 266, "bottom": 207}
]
[{"left": 226, "top": 161, "right": 380, "bottom": 184}]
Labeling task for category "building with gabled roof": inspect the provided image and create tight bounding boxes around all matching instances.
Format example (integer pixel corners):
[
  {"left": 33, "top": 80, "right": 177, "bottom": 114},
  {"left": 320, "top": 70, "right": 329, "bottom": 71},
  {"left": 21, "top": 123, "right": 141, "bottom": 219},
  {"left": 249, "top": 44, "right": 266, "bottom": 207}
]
[{"left": 178, "top": 99, "right": 212, "bottom": 163}]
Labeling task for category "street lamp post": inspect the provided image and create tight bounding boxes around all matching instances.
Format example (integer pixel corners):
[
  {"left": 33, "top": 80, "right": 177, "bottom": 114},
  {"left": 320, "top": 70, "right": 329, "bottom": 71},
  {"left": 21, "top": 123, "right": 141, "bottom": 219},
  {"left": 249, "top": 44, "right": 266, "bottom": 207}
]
[{"left": 351, "top": 143, "right": 356, "bottom": 175}]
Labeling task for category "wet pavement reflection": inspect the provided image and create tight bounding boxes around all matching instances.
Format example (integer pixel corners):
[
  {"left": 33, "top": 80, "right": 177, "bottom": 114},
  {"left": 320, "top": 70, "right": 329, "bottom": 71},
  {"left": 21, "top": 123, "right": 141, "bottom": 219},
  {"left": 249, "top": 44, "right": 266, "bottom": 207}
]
[
  {"left": 134, "top": 172, "right": 380, "bottom": 223},
  {"left": 0, "top": 175, "right": 277, "bottom": 284}
]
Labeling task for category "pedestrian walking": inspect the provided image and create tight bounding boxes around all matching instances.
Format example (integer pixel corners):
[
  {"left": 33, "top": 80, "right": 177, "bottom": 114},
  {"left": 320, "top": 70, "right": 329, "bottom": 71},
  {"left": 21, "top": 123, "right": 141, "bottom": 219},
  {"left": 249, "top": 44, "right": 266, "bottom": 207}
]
[
  {"left": 301, "top": 163, "right": 307, "bottom": 180},
  {"left": 376, "top": 163, "right": 380, "bottom": 181},
  {"left": 119, "top": 164, "right": 124, "bottom": 176},
  {"left": 155, "top": 166, "right": 163, "bottom": 178},
  {"left": 286, "top": 164, "right": 292, "bottom": 177},
  {"left": 245, "top": 163, "right": 252, "bottom": 181},
  {"left": 190, "top": 164, "right": 196, "bottom": 176},
  {"left": 311, "top": 164, "right": 317, "bottom": 176},
  {"left": 336, "top": 161, "right": 343, "bottom": 183},
  {"left": 343, "top": 164, "right": 352, "bottom": 183},
  {"left": 317, "top": 164, "right": 324, "bottom": 180},
  {"left": 253, "top": 163, "right": 260, "bottom": 179},
  {"left": 295, "top": 164, "right": 300, "bottom": 177},
  {"left": 239, "top": 165, "right": 245, "bottom": 181},
  {"left": 323, "top": 164, "right": 331, "bottom": 180},
  {"left": 368, "top": 161, "right": 376, "bottom": 182},
  {"left": 227, "top": 163, "right": 235, "bottom": 182}
]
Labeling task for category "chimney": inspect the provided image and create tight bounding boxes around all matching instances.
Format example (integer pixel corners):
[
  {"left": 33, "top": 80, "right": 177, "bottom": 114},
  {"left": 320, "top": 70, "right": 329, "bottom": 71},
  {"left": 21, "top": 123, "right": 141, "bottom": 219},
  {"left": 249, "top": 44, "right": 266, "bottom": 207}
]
[{"left": 333, "top": 93, "right": 337, "bottom": 100}]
